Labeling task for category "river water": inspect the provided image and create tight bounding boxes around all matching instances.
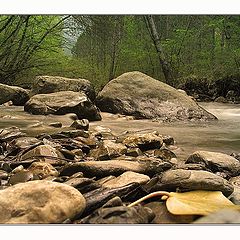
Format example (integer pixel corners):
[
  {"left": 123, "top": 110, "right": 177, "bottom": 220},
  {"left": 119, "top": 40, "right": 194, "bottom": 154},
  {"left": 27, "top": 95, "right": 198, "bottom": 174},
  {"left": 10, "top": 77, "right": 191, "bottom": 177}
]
[{"left": 0, "top": 102, "right": 240, "bottom": 160}]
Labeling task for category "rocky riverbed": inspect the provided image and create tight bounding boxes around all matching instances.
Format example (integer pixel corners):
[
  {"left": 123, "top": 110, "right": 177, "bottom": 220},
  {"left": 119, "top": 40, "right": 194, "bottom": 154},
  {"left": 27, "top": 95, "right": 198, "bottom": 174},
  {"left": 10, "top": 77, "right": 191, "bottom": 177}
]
[
  {"left": 1, "top": 120, "right": 240, "bottom": 224},
  {"left": 1, "top": 71, "right": 240, "bottom": 224}
]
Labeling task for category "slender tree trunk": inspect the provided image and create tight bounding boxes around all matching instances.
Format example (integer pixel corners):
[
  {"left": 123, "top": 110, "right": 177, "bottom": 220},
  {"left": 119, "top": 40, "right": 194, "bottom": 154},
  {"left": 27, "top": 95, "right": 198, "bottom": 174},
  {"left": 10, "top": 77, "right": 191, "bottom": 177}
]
[
  {"left": 144, "top": 15, "right": 174, "bottom": 85},
  {"left": 211, "top": 27, "right": 215, "bottom": 66}
]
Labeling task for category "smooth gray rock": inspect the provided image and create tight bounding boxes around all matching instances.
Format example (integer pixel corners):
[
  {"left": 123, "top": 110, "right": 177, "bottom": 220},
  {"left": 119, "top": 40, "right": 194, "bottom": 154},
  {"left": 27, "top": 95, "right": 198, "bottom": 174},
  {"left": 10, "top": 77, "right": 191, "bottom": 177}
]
[
  {"left": 24, "top": 91, "right": 101, "bottom": 121},
  {"left": 151, "top": 169, "right": 234, "bottom": 197},
  {"left": 60, "top": 159, "right": 172, "bottom": 178},
  {"left": 186, "top": 151, "right": 240, "bottom": 176},
  {"left": 96, "top": 71, "right": 217, "bottom": 122}
]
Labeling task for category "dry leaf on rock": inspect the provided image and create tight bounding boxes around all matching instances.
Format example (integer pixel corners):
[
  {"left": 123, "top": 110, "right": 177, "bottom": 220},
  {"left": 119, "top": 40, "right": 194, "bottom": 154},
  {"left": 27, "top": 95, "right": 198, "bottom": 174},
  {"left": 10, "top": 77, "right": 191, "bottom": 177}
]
[
  {"left": 166, "top": 191, "right": 239, "bottom": 216},
  {"left": 128, "top": 190, "right": 240, "bottom": 216}
]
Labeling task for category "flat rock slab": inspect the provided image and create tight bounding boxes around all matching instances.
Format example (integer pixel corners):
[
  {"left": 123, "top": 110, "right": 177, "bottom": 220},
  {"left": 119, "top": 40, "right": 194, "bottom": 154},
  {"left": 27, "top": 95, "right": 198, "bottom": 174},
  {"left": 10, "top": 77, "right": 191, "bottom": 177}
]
[
  {"left": 30, "top": 75, "right": 96, "bottom": 102},
  {"left": 96, "top": 71, "right": 217, "bottom": 122},
  {"left": 20, "top": 144, "right": 64, "bottom": 162},
  {"left": 151, "top": 169, "right": 234, "bottom": 197},
  {"left": 60, "top": 160, "right": 172, "bottom": 178},
  {"left": 186, "top": 151, "right": 240, "bottom": 176},
  {"left": 0, "top": 180, "right": 86, "bottom": 224},
  {"left": 24, "top": 91, "right": 101, "bottom": 121},
  {"left": 102, "top": 171, "right": 150, "bottom": 188}
]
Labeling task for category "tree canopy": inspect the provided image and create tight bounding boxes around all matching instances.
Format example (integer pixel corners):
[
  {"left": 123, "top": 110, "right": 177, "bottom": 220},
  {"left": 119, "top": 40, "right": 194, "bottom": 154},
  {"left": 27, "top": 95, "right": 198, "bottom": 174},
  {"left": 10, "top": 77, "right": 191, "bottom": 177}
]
[{"left": 1, "top": 15, "right": 240, "bottom": 90}]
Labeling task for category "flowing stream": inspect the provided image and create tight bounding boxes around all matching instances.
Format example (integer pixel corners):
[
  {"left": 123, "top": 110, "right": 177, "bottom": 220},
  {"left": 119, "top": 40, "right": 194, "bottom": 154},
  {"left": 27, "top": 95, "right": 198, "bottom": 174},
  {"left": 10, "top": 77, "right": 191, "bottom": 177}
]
[{"left": 0, "top": 102, "right": 240, "bottom": 160}]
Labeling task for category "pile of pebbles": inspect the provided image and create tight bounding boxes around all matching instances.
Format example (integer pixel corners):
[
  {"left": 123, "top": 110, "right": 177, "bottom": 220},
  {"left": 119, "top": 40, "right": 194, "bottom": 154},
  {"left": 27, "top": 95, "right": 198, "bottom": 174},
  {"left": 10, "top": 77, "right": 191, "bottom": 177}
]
[{"left": 1, "top": 119, "right": 240, "bottom": 224}]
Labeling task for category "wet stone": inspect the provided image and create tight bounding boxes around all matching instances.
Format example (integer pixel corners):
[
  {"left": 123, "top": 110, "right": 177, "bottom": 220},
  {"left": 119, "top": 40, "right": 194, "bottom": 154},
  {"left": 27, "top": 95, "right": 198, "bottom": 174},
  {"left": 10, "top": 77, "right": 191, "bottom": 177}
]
[
  {"left": 154, "top": 149, "right": 177, "bottom": 161},
  {"left": 0, "top": 180, "right": 86, "bottom": 224},
  {"left": 102, "top": 171, "right": 150, "bottom": 189},
  {"left": 8, "top": 170, "right": 34, "bottom": 185},
  {"left": 0, "top": 170, "right": 8, "bottom": 180},
  {"left": 20, "top": 144, "right": 64, "bottom": 162},
  {"left": 193, "top": 209, "right": 240, "bottom": 224},
  {"left": 50, "top": 130, "right": 89, "bottom": 139},
  {"left": 82, "top": 183, "right": 142, "bottom": 216},
  {"left": 126, "top": 148, "right": 143, "bottom": 157},
  {"left": 186, "top": 150, "right": 240, "bottom": 177},
  {"left": 150, "top": 169, "right": 234, "bottom": 197},
  {"left": 70, "top": 119, "right": 89, "bottom": 131},
  {"left": 144, "top": 202, "right": 196, "bottom": 224},
  {"left": 162, "top": 135, "right": 175, "bottom": 145},
  {"left": 12, "top": 165, "right": 24, "bottom": 174},
  {"left": 9, "top": 137, "right": 41, "bottom": 151},
  {"left": 60, "top": 160, "right": 172, "bottom": 178},
  {"left": 48, "top": 122, "right": 62, "bottom": 128},
  {"left": 90, "top": 140, "right": 127, "bottom": 160},
  {"left": 229, "top": 176, "right": 240, "bottom": 204},
  {"left": 27, "top": 162, "right": 59, "bottom": 179},
  {"left": 122, "top": 132, "right": 163, "bottom": 151},
  {"left": 64, "top": 177, "right": 101, "bottom": 194},
  {"left": 79, "top": 205, "right": 155, "bottom": 224},
  {"left": 0, "top": 127, "right": 26, "bottom": 142}
]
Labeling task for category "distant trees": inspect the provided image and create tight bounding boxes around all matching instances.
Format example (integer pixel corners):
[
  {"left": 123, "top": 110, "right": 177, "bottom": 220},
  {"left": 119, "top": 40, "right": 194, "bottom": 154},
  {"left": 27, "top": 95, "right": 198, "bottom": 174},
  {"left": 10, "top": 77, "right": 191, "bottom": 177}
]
[
  {"left": 1, "top": 15, "right": 240, "bottom": 90},
  {"left": 0, "top": 15, "right": 69, "bottom": 84}
]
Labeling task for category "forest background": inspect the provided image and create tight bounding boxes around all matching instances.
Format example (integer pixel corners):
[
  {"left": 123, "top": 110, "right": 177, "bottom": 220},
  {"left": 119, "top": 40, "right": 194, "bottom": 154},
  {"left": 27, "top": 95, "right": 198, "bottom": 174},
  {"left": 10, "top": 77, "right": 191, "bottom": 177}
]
[{"left": 0, "top": 15, "right": 239, "bottom": 93}]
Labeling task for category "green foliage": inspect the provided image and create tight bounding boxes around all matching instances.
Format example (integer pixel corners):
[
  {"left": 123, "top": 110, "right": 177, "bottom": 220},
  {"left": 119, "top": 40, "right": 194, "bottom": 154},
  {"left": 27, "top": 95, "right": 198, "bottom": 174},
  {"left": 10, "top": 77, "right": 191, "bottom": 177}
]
[{"left": 2, "top": 15, "right": 240, "bottom": 92}]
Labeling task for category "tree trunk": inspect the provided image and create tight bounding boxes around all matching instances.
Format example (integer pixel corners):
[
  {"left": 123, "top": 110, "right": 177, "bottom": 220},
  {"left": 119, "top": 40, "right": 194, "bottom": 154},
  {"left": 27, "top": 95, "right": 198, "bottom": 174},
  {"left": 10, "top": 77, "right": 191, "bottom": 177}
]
[{"left": 144, "top": 15, "right": 174, "bottom": 85}]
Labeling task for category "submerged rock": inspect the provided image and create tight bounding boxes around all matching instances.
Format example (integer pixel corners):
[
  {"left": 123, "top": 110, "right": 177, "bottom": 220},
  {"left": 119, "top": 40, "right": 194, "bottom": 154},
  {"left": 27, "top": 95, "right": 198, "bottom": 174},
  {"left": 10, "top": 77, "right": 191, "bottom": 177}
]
[
  {"left": 0, "top": 180, "right": 86, "bottom": 224},
  {"left": 96, "top": 71, "right": 217, "bottom": 122},
  {"left": 150, "top": 169, "right": 234, "bottom": 197},
  {"left": 24, "top": 91, "right": 101, "bottom": 121},
  {"left": 0, "top": 83, "right": 29, "bottom": 106},
  {"left": 186, "top": 151, "right": 240, "bottom": 176},
  {"left": 30, "top": 75, "right": 96, "bottom": 102}
]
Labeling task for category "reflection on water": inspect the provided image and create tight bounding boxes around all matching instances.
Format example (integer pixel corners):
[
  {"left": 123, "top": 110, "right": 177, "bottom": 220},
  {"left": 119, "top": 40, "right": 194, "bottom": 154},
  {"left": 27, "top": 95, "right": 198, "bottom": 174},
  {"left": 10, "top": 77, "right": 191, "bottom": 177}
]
[{"left": 0, "top": 102, "right": 240, "bottom": 160}]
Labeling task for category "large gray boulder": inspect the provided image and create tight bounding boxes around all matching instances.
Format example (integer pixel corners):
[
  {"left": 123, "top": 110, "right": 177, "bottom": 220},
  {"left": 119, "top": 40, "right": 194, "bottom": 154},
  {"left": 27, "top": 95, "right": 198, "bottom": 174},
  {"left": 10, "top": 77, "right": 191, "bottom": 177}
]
[
  {"left": 0, "top": 180, "right": 86, "bottom": 224},
  {"left": 24, "top": 91, "right": 101, "bottom": 121},
  {"left": 0, "top": 83, "right": 29, "bottom": 105},
  {"left": 96, "top": 71, "right": 217, "bottom": 122},
  {"left": 30, "top": 75, "right": 96, "bottom": 101}
]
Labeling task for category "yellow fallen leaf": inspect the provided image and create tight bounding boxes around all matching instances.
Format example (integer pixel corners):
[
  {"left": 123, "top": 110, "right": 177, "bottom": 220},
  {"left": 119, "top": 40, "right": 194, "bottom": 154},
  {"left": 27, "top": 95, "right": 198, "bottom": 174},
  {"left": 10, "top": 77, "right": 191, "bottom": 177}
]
[
  {"left": 166, "top": 190, "right": 240, "bottom": 216},
  {"left": 128, "top": 190, "right": 240, "bottom": 216}
]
